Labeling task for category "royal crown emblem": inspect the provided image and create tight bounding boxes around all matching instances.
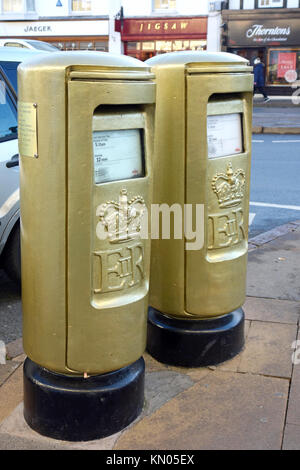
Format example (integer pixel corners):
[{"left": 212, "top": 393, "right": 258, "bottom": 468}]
[
  {"left": 211, "top": 162, "right": 245, "bottom": 208},
  {"left": 96, "top": 189, "right": 146, "bottom": 243}
]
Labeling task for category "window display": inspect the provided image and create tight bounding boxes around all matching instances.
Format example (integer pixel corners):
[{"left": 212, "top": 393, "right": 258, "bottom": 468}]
[{"left": 267, "top": 49, "right": 300, "bottom": 85}]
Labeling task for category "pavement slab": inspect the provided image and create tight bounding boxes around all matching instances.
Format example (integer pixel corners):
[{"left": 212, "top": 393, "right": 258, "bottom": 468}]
[
  {"left": 114, "top": 371, "right": 289, "bottom": 450},
  {"left": 6, "top": 338, "right": 23, "bottom": 360},
  {"left": 0, "top": 363, "right": 23, "bottom": 423},
  {"left": 0, "top": 403, "right": 122, "bottom": 450},
  {"left": 143, "top": 351, "right": 211, "bottom": 383},
  {"left": 286, "top": 328, "right": 300, "bottom": 427},
  {"left": 0, "top": 361, "right": 20, "bottom": 386},
  {"left": 0, "top": 221, "right": 299, "bottom": 450},
  {"left": 237, "top": 321, "right": 297, "bottom": 378},
  {"left": 244, "top": 297, "right": 300, "bottom": 324},
  {"left": 247, "top": 227, "right": 300, "bottom": 301},
  {"left": 143, "top": 370, "right": 195, "bottom": 417},
  {"left": 282, "top": 424, "right": 300, "bottom": 450}
]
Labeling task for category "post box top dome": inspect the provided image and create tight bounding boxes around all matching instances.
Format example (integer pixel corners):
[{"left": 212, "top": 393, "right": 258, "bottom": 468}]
[
  {"left": 18, "top": 51, "right": 151, "bottom": 70},
  {"left": 145, "top": 51, "right": 249, "bottom": 67}
]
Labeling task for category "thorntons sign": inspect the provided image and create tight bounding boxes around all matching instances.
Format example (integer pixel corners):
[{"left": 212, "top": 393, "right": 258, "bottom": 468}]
[
  {"left": 246, "top": 24, "right": 290, "bottom": 41},
  {"left": 229, "top": 19, "right": 299, "bottom": 46}
]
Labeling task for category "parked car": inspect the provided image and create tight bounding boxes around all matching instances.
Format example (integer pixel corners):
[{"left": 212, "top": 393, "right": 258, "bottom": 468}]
[
  {"left": 0, "top": 38, "right": 59, "bottom": 52},
  {"left": 0, "top": 47, "right": 50, "bottom": 283}
]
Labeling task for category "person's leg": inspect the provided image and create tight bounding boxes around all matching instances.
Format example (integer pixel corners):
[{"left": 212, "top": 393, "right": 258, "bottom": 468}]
[{"left": 258, "top": 86, "right": 269, "bottom": 100}]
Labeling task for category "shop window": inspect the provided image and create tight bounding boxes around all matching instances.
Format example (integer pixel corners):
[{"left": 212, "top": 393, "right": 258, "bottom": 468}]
[
  {"left": 94, "top": 41, "right": 107, "bottom": 51},
  {"left": 156, "top": 41, "right": 172, "bottom": 52},
  {"left": 2, "top": 0, "right": 23, "bottom": 12},
  {"left": 243, "top": 0, "right": 255, "bottom": 8},
  {"left": 71, "top": 0, "right": 92, "bottom": 12},
  {"left": 228, "top": 0, "right": 241, "bottom": 8},
  {"left": 142, "top": 42, "right": 155, "bottom": 51},
  {"left": 190, "top": 40, "right": 206, "bottom": 51},
  {"left": 2, "top": 0, "right": 35, "bottom": 14},
  {"left": 267, "top": 49, "right": 300, "bottom": 85},
  {"left": 153, "top": 0, "right": 176, "bottom": 11},
  {"left": 50, "top": 40, "right": 108, "bottom": 52},
  {"left": 127, "top": 42, "right": 141, "bottom": 52},
  {"left": 257, "top": 0, "right": 284, "bottom": 7},
  {"left": 26, "top": 0, "right": 35, "bottom": 12},
  {"left": 126, "top": 40, "right": 207, "bottom": 61}
]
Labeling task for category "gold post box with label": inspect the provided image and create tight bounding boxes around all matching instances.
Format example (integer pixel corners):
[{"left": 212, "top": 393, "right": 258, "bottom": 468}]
[
  {"left": 146, "top": 51, "right": 253, "bottom": 367},
  {"left": 18, "top": 52, "right": 155, "bottom": 441}
]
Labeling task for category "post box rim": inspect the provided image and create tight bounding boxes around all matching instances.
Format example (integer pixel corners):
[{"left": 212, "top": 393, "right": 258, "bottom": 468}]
[
  {"left": 17, "top": 50, "right": 151, "bottom": 72},
  {"left": 145, "top": 50, "right": 249, "bottom": 67}
]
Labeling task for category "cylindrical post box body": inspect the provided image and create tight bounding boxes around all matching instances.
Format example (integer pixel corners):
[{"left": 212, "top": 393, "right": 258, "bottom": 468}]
[
  {"left": 146, "top": 51, "right": 253, "bottom": 367},
  {"left": 18, "top": 52, "right": 155, "bottom": 440}
]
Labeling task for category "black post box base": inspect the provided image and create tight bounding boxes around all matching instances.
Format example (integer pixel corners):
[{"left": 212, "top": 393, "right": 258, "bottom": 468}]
[
  {"left": 23, "top": 356, "right": 145, "bottom": 442},
  {"left": 147, "top": 307, "right": 245, "bottom": 367}
]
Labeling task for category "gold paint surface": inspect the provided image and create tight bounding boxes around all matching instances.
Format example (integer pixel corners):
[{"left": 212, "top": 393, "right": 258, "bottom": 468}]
[
  {"left": 19, "top": 52, "right": 155, "bottom": 375},
  {"left": 147, "top": 52, "right": 253, "bottom": 319},
  {"left": 18, "top": 101, "right": 38, "bottom": 158}
]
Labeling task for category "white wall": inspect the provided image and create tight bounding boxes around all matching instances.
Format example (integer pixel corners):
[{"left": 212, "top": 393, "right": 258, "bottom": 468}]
[
  {"left": 207, "top": 10, "right": 221, "bottom": 51},
  {"left": 228, "top": 0, "right": 241, "bottom": 8},
  {"left": 36, "top": 0, "right": 69, "bottom": 17},
  {"left": 287, "top": 0, "right": 299, "bottom": 7},
  {"left": 27, "top": 0, "right": 209, "bottom": 19},
  {"left": 176, "top": 0, "right": 208, "bottom": 15},
  {"left": 122, "top": 0, "right": 208, "bottom": 17},
  {"left": 243, "top": 0, "right": 255, "bottom": 8},
  {"left": 122, "top": 0, "right": 152, "bottom": 16},
  {"left": 109, "top": 0, "right": 122, "bottom": 54},
  {"left": 35, "top": 0, "right": 109, "bottom": 17}
]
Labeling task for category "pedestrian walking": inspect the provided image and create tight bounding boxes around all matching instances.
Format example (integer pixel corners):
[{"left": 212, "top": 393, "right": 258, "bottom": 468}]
[{"left": 253, "top": 57, "right": 270, "bottom": 103}]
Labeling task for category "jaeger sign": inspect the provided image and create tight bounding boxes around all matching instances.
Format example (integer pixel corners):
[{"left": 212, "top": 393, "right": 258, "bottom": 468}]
[{"left": 228, "top": 18, "right": 300, "bottom": 46}]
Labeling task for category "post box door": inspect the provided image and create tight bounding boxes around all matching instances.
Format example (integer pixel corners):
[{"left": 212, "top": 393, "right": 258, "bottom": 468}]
[
  {"left": 185, "top": 72, "right": 253, "bottom": 316},
  {"left": 66, "top": 78, "right": 154, "bottom": 374}
]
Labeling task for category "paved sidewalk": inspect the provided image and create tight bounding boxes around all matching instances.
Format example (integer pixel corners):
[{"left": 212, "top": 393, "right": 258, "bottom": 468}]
[{"left": 0, "top": 221, "right": 299, "bottom": 450}]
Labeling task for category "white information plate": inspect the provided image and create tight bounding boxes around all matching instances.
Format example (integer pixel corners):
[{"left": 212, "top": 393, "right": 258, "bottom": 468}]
[
  {"left": 207, "top": 113, "right": 243, "bottom": 159},
  {"left": 93, "top": 129, "right": 144, "bottom": 184}
]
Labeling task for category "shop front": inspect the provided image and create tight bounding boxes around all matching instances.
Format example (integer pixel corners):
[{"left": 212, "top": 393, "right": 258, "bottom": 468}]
[
  {"left": 116, "top": 16, "right": 207, "bottom": 61},
  {"left": 0, "top": 18, "right": 109, "bottom": 51},
  {"left": 222, "top": 8, "right": 300, "bottom": 94}
]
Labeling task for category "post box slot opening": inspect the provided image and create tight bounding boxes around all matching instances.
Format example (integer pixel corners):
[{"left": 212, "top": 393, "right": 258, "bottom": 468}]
[
  {"left": 92, "top": 105, "right": 146, "bottom": 184},
  {"left": 207, "top": 94, "right": 245, "bottom": 160}
]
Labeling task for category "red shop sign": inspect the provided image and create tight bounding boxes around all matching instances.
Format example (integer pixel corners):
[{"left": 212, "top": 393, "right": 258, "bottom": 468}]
[
  {"left": 115, "top": 17, "right": 207, "bottom": 40},
  {"left": 277, "top": 52, "right": 297, "bottom": 78}
]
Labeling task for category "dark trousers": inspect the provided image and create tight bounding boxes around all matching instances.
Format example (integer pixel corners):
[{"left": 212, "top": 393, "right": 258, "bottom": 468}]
[{"left": 254, "top": 85, "right": 268, "bottom": 99}]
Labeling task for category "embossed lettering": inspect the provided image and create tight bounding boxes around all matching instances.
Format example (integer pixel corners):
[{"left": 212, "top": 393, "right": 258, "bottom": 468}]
[
  {"left": 208, "top": 207, "right": 245, "bottom": 250},
  {"left": 93, "top": 242, "right": 144, "bottom": 294}
]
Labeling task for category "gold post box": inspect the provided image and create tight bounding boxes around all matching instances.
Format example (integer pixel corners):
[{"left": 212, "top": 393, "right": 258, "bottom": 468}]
[
  {"left": 145, "top": 51, "right": 253, "bottom": 367},
  {"left": 18, "top": 52, "right": 155, "bottom": 441}
]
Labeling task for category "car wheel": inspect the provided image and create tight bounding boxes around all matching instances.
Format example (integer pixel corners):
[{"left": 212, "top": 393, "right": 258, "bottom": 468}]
[{"left": 3, "top": 223, "right": 21, "bottom": 284}]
